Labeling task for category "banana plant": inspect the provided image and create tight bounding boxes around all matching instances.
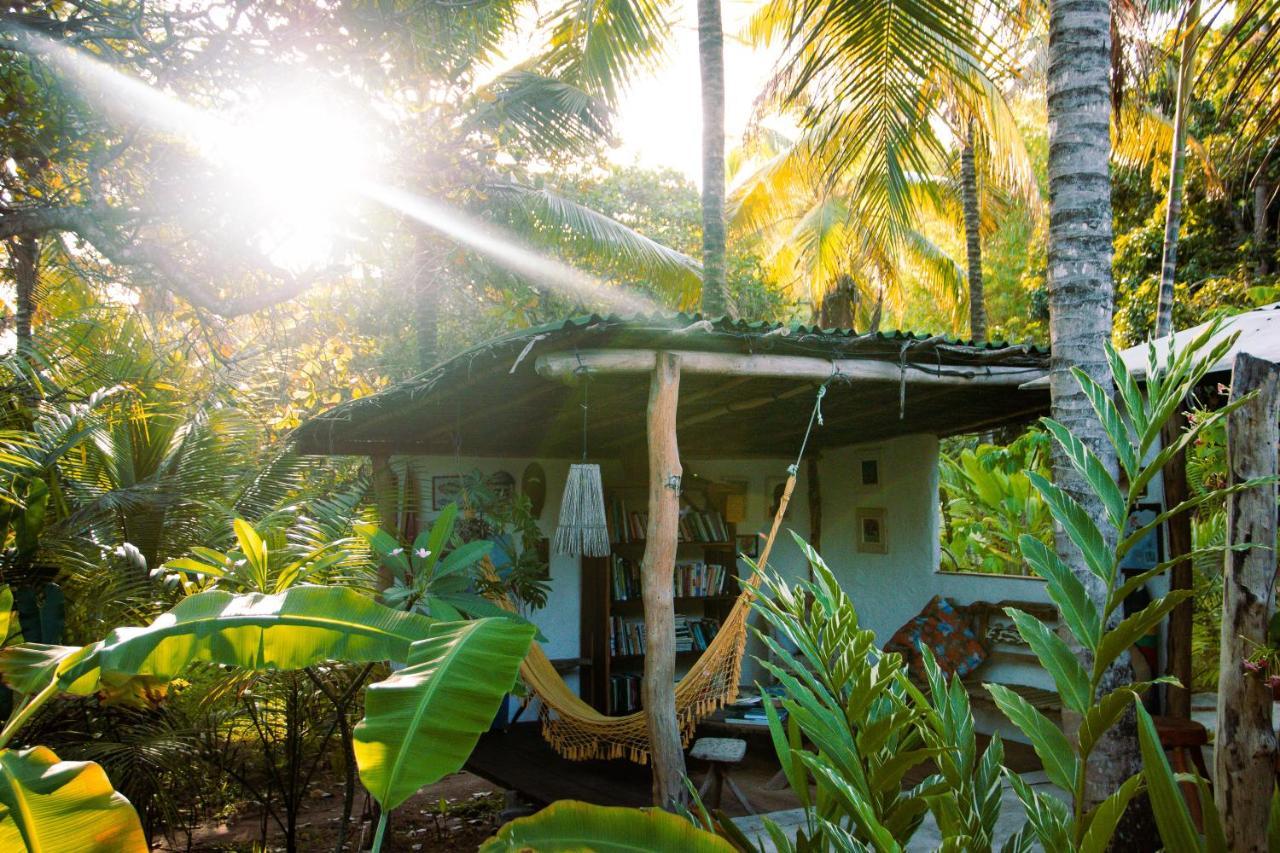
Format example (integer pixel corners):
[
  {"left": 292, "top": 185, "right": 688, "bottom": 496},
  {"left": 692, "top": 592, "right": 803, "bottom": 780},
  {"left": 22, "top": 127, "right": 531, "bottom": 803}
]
[
  {"left": 482, "top": 800, "right": 735, "bottom": 852},
  {"left": 989, "top": 320, "right": 1269, "bottom": 849},
  {"left": 0, "top": 585, "right": 534, "bottom": 852}
]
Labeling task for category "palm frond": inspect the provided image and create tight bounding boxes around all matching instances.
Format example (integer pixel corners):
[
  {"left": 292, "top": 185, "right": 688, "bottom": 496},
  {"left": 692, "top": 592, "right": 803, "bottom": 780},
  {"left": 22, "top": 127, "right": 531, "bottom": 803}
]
[
  {"left": 488, "top": 182, "right": 702, "bottom": 302},
  {"left": 539, "top": 0, "right": 674, "bottom": 106},
  {"left": 1112, "top": 104, "right": 1224, "bottom": 198},
  {"left": 465, "top": 69, "right": 613, "bottom": 157}
]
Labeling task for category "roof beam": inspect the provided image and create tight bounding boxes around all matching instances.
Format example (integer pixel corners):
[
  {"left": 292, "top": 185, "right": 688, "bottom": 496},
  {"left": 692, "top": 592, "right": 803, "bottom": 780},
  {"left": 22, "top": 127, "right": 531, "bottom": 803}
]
[{"left": 536, "top": 349, "right": 1045, "bottom": 387}]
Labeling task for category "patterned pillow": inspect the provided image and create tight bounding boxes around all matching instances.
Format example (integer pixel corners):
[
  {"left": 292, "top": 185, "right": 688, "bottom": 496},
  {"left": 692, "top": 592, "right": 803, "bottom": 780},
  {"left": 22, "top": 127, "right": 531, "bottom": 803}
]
[{"left": 884, "top": 595, "right": 988, "bottom": 681}]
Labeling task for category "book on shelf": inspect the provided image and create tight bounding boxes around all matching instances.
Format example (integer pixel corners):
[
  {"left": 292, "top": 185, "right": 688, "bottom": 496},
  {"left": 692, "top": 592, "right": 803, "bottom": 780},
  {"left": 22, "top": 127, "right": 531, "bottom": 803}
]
[
  {"left": 609, "top": 673, "right": 642, "bottom": 713},
  {"left": 607, "top": 495, "right": 731, "bottom": 545},
  {"left": 610, "top": 613, "right": 720, "bottom": 656},
  {"left": 611, "top": 556, "right": 729, "bottom": 602}
]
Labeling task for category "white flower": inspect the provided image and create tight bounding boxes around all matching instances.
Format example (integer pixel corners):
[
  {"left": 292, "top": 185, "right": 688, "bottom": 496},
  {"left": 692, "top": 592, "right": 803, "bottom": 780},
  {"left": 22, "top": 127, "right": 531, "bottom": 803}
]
[
  {"left": 415, "top": 548, "right": 430, "bottom": 559},
  {"left": 390, "top": 547, "right": 404, "bottom": 556}
]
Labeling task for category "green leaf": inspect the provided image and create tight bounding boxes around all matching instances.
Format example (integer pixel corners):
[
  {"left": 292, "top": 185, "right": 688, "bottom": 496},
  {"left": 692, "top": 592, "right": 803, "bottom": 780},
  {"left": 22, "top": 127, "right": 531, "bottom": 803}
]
[
  {"left": 1026, "top": 472, "right": 1113, "bottom": 585},
  {"left": 76, "top": 586, "right": 432, "bottom": 687},
  {"left": 1094, "top": 592, "right": 1193, "bottom": 683},
  {"left": 0, "top": 586, "right": 12, "bottom": 645},
  {"left": 1077, "top": 683, "right": 1166, "bottom": 756},
  {"left": 233, "top": 518, "right": 268, "bottom": 590},
  {"left": 1042, "top": 419, "right": 1126, "bottom": 531},
  {"left": 0, "top": 746, "right": 146, "bottom": 852},
  {"left": 354, "top": 522, "right": 410, "bottom": 575},
  {"left": 1071, "top": 368, "right": 1140, "bottom": 479},
  {"left": 1005, "top": 769, "right": 1072, "bottom": 851},
  {"left": 355, "top": 618, "right": 534, "bottom": 811},
  {"left": 1136, "top": 701, "right": 1203, "bottom": 852},
  {"left": 480, "top": 800, "right": 735, "bottom": 852},
  {"left": 435, "top": 540, "right": 493, "bottom": 580},
  {"left": 1006, "top": 609, "right": 1090, "bottom": 714},
  {"left": 1019, "top": 535, "right": 1101, "bottom": 651},
  {"left": 1079, "top": 772, "right": 1144, "bottom": 853},
  {"left": 0, "top": 644, "right": 99, "bottom": 697},
  {"left": 985, "top": 683, "right": 1078, "bottom": 793}
]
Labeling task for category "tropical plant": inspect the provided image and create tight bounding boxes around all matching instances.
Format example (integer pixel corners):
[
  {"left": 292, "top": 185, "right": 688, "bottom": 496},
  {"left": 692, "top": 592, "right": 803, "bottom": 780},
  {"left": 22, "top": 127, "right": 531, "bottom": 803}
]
[
  {"left": 0, "top": 584, "right": 534, "bottom": 852},
  {"left": 940, "top": 430, "right": 1054, "bottom": 574},
  {"left": 987, "top": 323, "right": 1265, "bottom": 848},
  {"left": 357, "top": 502, "right": 520, "bottom": 624}
]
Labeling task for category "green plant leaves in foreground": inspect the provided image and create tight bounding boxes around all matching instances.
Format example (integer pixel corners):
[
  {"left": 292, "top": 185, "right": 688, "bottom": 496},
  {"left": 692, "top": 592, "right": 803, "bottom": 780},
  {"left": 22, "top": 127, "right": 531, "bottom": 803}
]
[
  {"left": 78, "top": 586, "right": 434, "bottom": 688},
  {"left": 354, "top": 617, "right": 535, "bottom": 811},
  {"left": 480, "top": 800, "right": 735, "bottom": 852},
  {"left": 0, "top": 746, "right": 146, "bottom": 852}
]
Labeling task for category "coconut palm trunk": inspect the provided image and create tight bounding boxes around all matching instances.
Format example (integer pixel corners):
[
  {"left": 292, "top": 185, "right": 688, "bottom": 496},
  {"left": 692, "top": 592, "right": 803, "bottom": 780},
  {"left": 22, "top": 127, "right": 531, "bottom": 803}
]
[
  {"left": 697, "top": 0, "right": 728, "bottom": 316},
  {"left": 1155, "top": 0, "right": 1200, "bottom": 339},
  {"left": 960, "top": 119, "right": 986, "bottom": 339},
  {"left": 1046, "top": 0, "right": 1149, "bottom": 836}
]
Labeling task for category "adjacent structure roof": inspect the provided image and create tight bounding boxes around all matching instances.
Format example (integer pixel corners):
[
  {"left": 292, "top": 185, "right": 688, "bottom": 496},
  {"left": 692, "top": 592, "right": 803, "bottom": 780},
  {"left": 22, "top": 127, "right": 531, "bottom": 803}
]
[
  {"left": 1119, "top": 302, "right": 1280, "bottom": 377},
  {"left": 292, "top": 314, "right": 1051, "bottom": 459}
]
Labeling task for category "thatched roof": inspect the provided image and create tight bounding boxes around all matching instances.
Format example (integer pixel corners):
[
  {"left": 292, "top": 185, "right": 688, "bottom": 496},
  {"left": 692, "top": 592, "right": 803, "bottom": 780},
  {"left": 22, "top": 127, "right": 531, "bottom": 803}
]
[{"left": 292, "top": 314, "right": 1051, "bottom": 459}]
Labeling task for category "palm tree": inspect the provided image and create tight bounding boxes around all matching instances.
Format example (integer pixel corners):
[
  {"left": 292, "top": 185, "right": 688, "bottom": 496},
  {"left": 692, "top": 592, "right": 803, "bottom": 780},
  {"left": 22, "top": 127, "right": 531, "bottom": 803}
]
[
  {"left": 697, "top": 0, "right": 728, "bottom": 316},
  {"left": 743, "top": 0, "right": 1035, "bottom": 335},
  {"left": 1045, "top": 0, "right": 1147, "bottom": 832}
]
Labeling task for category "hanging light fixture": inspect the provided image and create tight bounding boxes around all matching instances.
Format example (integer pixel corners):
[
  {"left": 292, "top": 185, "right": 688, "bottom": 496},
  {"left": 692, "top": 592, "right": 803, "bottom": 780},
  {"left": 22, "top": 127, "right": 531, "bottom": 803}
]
[{"left": 553, "top": 364, "right": 610, "bottom": 557}]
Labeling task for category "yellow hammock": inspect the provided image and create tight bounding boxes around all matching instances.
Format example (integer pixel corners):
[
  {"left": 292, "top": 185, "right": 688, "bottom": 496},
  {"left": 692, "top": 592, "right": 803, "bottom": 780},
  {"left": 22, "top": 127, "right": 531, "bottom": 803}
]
[{"left": 493, "top": 470, "right": 798, "bottom": 765}]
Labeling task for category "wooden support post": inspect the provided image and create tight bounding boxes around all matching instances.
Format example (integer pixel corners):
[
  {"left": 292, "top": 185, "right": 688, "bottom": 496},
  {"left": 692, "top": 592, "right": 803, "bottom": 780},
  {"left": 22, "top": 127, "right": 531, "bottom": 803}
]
[
  {"left": 1163, "top": 407, "right": 1195, "bottom": 719},
  {"left": 370, "top": 454, "right": 399, "bottom": 592},
  {"left": 1215, "top": 352, "right": 1280, "bottom": 853},
  {"left": 641, "top": 352, "right": 688, "bottom": 810}
]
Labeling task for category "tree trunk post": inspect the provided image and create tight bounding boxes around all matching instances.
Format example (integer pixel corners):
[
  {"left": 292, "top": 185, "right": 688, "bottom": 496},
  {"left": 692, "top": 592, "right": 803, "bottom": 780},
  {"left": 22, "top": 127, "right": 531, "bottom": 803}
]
[
  {"left": 1162, "top": 407, "right": 1195, "bottom": 719},
  {"left": 641, "top": 351, "right": 688, "bottom": 809},
  {"left": 697, "top": 0, "right": 727, "bottom": 316},
  {"left": 1215, "top": 352, "right": 1280, "bottom": 852},
  {"left": 960, "top": 119, "right": 985, "bottom": 340},
  {"left": 1154, "top": 0, "right": 1199, "bottom": 339},
  {"left": 1255, "top": 172, "right": 1272, "bottom": 277}
]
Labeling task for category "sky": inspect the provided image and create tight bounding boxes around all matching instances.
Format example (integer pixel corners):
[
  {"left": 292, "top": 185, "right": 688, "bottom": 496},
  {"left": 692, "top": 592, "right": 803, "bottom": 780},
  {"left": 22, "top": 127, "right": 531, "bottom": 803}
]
[{"left": 606, "top": 0, "right": 782, "bottom": 184}]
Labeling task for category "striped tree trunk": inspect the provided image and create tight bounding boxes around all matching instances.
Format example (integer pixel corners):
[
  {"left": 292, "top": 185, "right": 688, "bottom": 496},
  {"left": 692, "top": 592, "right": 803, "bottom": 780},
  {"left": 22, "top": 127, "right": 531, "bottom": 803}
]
[
  {"left": 697, "top": 0, "right": 727, "bottom": 317},
  {"left": 1046, "top": 0, "right": 1147, "bottom": 835},
  {"left": 960, "top": 119, "right": 986, "bottom": 340},
  {"left": 1155, "top": 0, "right": 1200, "bottom": 339}
]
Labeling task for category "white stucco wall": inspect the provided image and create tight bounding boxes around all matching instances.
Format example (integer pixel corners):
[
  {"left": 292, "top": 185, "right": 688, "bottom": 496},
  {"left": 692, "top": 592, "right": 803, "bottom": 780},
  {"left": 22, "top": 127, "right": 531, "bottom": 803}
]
[{"left": 397, "top": 436, "right": 1074, "bottom": 738}]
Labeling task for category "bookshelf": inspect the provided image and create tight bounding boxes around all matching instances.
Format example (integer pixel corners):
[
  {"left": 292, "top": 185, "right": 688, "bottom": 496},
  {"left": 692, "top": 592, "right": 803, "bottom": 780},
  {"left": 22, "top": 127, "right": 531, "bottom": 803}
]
[{"left": 581, "top": 484, "right": 739, "bottom": 715}]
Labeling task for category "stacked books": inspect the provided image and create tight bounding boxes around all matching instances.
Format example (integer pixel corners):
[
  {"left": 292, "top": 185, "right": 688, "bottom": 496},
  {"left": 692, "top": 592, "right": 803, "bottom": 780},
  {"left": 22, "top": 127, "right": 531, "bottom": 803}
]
[
  {"left": 675, "top": 615, "right": 720, "bottom": 652},
  {"left": 610, "top": 616, "right": 647, "bottom": 656},
  {"left": 610, "top": 673, "right": 642, "bottom": 713},
  {"left": 612, "top": 558, "right": 730, "bottom": 602},
  {"left": 723, "top": 693, "right": 787, "bottom": 727},
  {"left": 607, "top": 496, "right": 646, "bottom": 543}
]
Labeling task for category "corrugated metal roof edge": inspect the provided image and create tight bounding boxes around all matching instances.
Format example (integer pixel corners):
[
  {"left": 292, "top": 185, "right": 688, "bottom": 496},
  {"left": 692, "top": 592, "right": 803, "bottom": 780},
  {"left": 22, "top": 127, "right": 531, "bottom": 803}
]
[{"left": 291, "top": 312, "right": 1049, "bottom": 443}]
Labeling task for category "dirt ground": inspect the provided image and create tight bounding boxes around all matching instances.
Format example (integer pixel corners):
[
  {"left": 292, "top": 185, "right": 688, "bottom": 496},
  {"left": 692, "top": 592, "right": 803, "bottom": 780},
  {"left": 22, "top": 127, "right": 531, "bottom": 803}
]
[{"left": 163, "top": 771, "right": 510, "bottom": 852}]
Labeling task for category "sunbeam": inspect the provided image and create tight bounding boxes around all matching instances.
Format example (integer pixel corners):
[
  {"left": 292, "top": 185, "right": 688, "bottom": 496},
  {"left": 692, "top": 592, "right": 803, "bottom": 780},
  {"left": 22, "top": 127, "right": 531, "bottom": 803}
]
[{"left": 3, "top": 25, "right": 662, "bottom": 314}]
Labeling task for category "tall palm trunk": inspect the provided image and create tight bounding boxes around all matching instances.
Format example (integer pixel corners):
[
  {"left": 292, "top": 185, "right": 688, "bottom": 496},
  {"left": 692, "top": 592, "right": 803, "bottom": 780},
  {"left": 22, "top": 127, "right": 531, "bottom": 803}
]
[
  {"left": 9, "top": 235, "right": 39, "bottom": 417},
  {"left": 960, "top": 120, "right": 986, "bottom": 339},
  {"left": 697, "top": 0, "right": 727, "bottom": 316},
  {"left": 1255, "top": 163, "right": 1272, "bottom": 276},
  {"left": 1155, "top": 0, "right": 1200, "bottom": 339},
  {"left": 1046, "top": 0, "right": 1149, "bottom": 838}
]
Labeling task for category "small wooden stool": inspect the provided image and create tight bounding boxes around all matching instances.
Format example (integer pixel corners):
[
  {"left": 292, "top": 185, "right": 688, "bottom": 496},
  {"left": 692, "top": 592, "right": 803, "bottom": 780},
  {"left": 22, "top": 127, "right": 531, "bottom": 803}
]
[
  {"left": 691, "top": 737, "right": 755, "bottom": 814},
  {"left": 1154, "top": 715, "right": 1212, "bottom": 826}
]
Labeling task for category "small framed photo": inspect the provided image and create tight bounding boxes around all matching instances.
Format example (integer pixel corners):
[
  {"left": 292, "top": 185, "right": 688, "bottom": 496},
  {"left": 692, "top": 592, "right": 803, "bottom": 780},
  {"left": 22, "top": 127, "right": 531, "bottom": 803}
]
[
  {"left": 736, "top": 534, "right": 760, "bottom": 559},
  {"left": 855, "top": 450, "right": 882, "bottom": 490},
  {"left": 856, "top": 507, "right": 888, "bottom": 554},
  {"left": 432, "top": 475, "right": 463, "bottom": 511}
]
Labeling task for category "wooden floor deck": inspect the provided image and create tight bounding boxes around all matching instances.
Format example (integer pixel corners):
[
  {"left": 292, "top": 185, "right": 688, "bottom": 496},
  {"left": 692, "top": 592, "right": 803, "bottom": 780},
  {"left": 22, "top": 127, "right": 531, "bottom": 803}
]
[{"left": 467, "top": 722, "right": 1042, "bottom": 814}]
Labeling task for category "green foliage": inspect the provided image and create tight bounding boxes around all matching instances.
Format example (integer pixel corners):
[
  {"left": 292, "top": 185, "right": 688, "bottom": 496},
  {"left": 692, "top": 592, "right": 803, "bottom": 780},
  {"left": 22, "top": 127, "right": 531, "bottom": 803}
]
[
  {"left": 0, "top": 585, "right": 534, "bottom": 852},
  {"left": 482, "top": 800, "right": 734, "bottom": 851},
  {"left": 354, "top": 618, "right": 535, "bottom": 812},
  {"left": 940, "top": 430, "right": 1053, "bottom": 574},
  {"left": 992, "top": 321, "right": 1260, "bottom": 848}
]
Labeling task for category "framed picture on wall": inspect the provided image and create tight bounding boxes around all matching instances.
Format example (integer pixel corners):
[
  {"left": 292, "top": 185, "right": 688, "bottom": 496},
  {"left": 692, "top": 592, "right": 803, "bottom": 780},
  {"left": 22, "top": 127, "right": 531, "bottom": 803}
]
[
  {"left": 736, "top": 534, "right": 760, "bottom": 559},
  {"left": 855, "top": 449, "right": 883, "bottom": 491},
  {"left": 856, "top": 507, "right": 888, "bottom": 554},
  {"left": 432, "top": 475, "right": 463, "bottom": 511}
]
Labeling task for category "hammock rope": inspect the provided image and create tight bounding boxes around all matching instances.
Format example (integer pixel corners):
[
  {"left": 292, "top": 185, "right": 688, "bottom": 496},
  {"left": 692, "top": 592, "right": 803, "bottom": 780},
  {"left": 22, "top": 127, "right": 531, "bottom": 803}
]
[{"left": 493, "top": 379, "right": 830, "bottom": 764}]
